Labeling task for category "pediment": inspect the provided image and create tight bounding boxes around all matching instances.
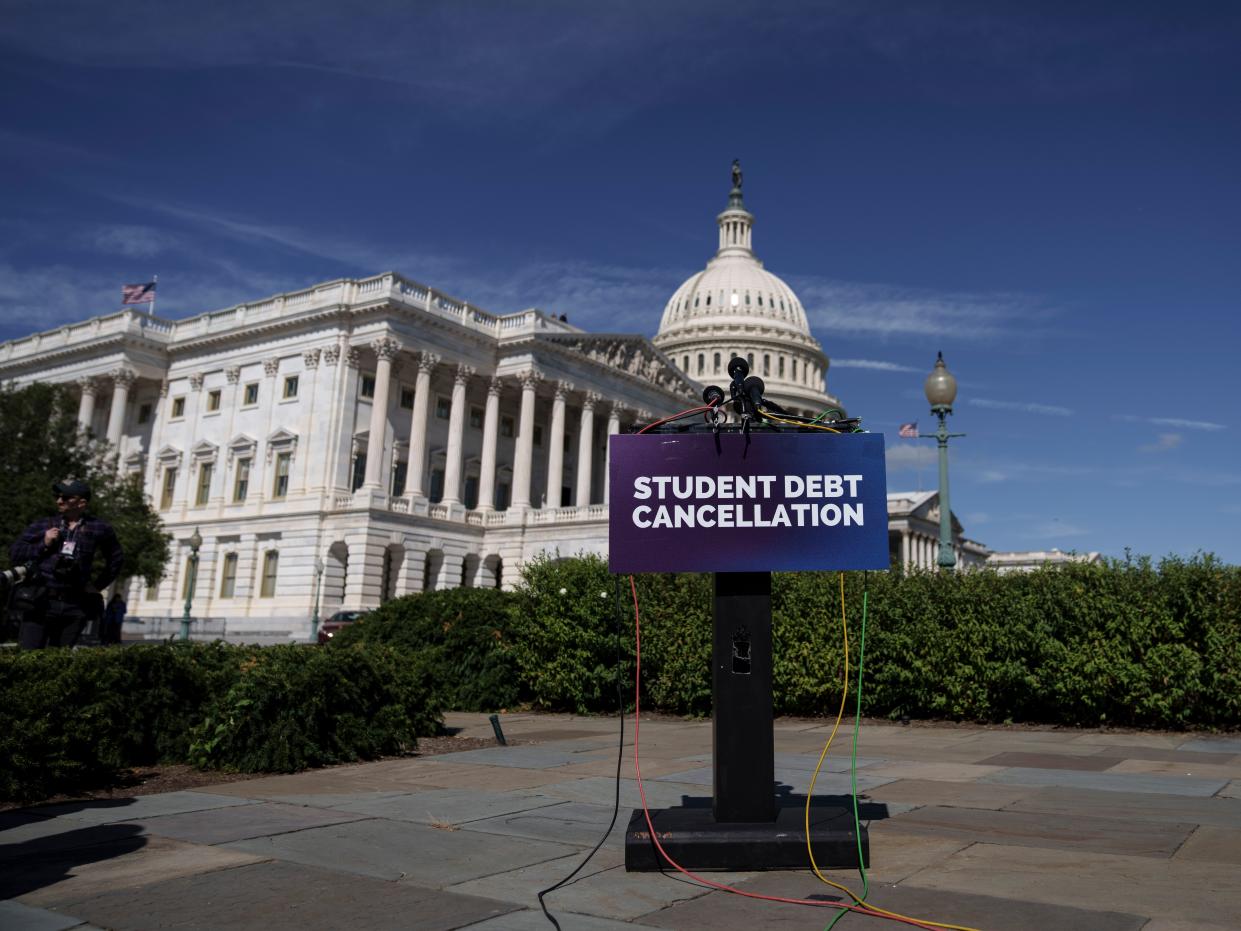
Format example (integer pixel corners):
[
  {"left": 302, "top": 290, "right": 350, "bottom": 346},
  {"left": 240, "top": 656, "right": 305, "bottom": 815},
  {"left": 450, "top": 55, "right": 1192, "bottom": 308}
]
[
  {"left": 155, "top": 444, "right": 182, "bottom": 465},
  {"left": 537, "top": 334, "right": 695, "bottom": 395},
  {"left": 191, "top": 439, "right": 218, "bottom": 460}
]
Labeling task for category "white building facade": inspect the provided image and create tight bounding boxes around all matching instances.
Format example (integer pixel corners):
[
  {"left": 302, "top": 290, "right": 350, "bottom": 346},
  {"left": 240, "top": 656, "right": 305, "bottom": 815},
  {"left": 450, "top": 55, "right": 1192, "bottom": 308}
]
[
  {"left": 0, "top": 171, "right": 987, "bottom": 639},
  {"left": 0, "top": 275, "right": 695, "bottom": 639}
]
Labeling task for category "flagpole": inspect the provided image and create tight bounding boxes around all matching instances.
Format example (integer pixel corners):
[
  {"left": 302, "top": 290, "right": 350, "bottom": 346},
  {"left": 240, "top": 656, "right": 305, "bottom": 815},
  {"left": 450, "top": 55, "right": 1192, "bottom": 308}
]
[{"left": 150, "top": 274, "right": 158, "bottom": 316}]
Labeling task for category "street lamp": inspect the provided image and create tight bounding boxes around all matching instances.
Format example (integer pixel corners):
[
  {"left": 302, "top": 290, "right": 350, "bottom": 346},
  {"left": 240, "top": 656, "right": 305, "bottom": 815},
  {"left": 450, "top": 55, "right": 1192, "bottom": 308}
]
[
  {"left": 922, "top": 353, "right": 964, "bottom": 572},
  {"left": 311, "top": 556, "right": 325, "bottom": 642},
  {"left": 179, "top": 527, "right": 203, "bottom": 641}
]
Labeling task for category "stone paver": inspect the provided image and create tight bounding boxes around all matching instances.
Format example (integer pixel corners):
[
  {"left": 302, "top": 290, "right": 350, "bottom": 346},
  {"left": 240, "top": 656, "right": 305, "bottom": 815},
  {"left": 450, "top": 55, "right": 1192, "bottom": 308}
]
[
  {"left": 326, "top": 787, "right": 568, "bottom": 826},
  {"left": 0, "top": 900, "right": 92, "bottom": 931},
  {"left": 1006, "top": 785, "right": 1241, "bottom": 828},
  {"left": 47, "top": 859, "right": 515, "bottom": 931},
  {"left": 888, "top": 804, "right": 1192, "bottom": 857},
  {"left": 642, "top": 868, "right": 1147, "bottom": 930},
  {"left": 1171, "top": 824, "right": 1241, "bottom": 864},
  {"left": 905, "top": 842, "right": 1241, "bottom": 925},
  {"left": 13, "top": 836, "right": 265, "bottom": 908},
  {"left": 223, "top": 816, "right": 577, "bottom": 885},
  {"left": 980, "top": 765, "right": 1227, "bottom": 796},
  {"left": 5, "top": 714, "right": 1241, "bottom": 930}
]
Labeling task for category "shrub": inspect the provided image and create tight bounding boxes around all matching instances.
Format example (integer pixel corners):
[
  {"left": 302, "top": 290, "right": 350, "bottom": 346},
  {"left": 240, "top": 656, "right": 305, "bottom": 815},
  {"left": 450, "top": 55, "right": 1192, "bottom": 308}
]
[
  {"left": 332, "top": 588, "right": 520, "bottom": 712},
  {"left": 189, "top": 644, "right": 440, "bottom": 772},
  {"left": 0, "top": 642, "right": 443, "bottom": 801}
]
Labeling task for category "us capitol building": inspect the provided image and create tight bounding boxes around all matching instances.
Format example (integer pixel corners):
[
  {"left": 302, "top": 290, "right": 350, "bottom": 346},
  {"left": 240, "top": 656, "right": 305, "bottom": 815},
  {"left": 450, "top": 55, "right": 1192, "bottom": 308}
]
[{"left": 0, "top": 169, "right": 986, "bottom": 640}]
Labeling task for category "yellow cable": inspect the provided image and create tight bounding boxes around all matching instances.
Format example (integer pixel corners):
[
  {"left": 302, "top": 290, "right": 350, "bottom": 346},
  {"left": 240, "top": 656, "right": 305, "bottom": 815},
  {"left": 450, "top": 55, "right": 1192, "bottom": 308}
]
[
  {"left": 803, "top": 575, "right": 983, "bottom": 931},
  {"left": 761, "top": 409, "right": 842, "bottom": 433}
]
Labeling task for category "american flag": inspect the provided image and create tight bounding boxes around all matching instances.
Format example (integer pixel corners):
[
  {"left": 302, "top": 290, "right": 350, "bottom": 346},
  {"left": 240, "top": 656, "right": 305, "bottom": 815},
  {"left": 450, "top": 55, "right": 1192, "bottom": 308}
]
[
  {"left": 121, "top": 282, "right": 157, "bottom": 305},
  {"left": 898, "top": 422, "right": 918, "bottom": 438}
]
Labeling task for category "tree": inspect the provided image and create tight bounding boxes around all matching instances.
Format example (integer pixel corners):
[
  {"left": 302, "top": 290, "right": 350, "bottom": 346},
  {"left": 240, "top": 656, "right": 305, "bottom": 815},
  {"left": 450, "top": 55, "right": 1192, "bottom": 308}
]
[{"left": 0, "top": 382, "right": 170, "bottom": 586}]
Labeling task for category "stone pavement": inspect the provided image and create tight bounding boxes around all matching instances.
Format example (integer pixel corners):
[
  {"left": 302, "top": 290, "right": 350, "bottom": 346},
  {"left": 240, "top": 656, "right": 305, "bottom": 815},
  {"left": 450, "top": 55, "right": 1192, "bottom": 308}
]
[{"left": 3, "top": 713, "right": 1241, "bottom": 931}]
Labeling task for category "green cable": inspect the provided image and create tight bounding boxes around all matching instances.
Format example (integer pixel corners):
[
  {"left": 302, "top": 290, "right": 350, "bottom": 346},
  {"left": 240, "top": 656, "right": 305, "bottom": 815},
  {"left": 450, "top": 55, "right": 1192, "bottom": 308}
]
[{"left": 823, "top": 580, "right": 869, "bottom": 931}]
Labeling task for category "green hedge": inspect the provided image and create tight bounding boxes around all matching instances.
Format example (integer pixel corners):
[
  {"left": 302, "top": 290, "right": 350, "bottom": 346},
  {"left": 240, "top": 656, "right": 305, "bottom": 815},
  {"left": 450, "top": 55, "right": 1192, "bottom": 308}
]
[
  {"left": 0, "top": 642, "right": 442, "bottom": 802},
  {"left": 332, "top": 588, "right": 520, "bottom": 712},
  {"left": 500, "top": 553, "right": 1240, "bottom": 729}
]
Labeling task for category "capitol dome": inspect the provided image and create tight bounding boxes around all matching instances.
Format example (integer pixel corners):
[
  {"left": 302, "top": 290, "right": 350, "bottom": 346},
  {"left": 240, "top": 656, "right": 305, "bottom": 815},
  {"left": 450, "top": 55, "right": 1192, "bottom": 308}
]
[{"left": 653, "top": 165, "right": 842, "bottom": 417}]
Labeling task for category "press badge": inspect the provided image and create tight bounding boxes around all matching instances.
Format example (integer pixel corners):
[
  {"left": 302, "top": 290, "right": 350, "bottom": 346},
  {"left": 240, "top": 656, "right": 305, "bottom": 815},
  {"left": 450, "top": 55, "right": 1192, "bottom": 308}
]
[{"left": 61, "top": 541, "right": 77, "bottom": 557}]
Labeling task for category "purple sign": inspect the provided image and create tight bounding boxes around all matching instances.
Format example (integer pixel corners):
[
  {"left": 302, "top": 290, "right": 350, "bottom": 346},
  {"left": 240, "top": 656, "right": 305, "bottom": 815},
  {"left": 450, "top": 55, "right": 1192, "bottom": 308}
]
[{"left": 608, "top": 432, "right": 889, "bottom": 573}]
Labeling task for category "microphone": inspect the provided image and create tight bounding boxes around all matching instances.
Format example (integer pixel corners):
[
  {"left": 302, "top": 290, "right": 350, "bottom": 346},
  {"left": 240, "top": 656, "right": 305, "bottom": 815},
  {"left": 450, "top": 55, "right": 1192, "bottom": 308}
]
[{"left": 702, "top": 385, "right": 726, "bottom": 407}]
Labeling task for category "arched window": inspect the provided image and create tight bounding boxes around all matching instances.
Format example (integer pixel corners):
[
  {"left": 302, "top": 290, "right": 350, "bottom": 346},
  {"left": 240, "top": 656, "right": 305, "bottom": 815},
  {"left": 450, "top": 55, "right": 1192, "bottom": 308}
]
[
  {"left": 778, "top": 356, "right": 785, "bottom": 378},
  {"left": 706, "top": 294, "right": 711, "bottom": 306},
  {"left": 697, "top": 353, "right": 705, "bottom": 374},
  {"left": 260, "top": 550, "right": 278, "bottom": 598},
  {"left": 763, "top": 354, "right": 770, "bottom": 376},
  {"left": 745, "top": 292, "right": 751, "bottom": 305},
  {"left": 683, "top": 355, "right": 690, "bottom": 371},
  {"left": 713, "top": 352, "right": 721, "bottom": 373}
]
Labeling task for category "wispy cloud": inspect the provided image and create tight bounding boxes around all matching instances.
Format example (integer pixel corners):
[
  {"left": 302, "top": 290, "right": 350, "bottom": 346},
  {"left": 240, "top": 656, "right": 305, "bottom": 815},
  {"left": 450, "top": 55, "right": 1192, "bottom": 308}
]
[
  {"left": 82, "top": 224, "right": 172, "bottom": 258},
  {"left": 792, "top": 277, "right": 1050, "bottom": 341},
  {"left": 1140, "top": 432, "right": 1182, "bottom": 453},
  {"left": 885, "top": 444, "right": 936, "bottom": 471},
  {"left": 831, "top": 358, "right": 921, "bottom": 372},
  {"left": 1115, "top": 414, "right": 1226, "bottom": 431},
  {"left": 968, "top": 397, "right": 1073, "bottom": 417},
  {"left": 1023, "top": 520, "right": 1091, "bottom": 540}
]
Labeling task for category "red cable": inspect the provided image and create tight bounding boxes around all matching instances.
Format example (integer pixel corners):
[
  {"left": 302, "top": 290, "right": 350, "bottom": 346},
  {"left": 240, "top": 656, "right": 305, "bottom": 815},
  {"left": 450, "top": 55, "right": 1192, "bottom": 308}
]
[
  {"left": 627, "top": 575, "right": 946, "bottom": 930},
  {"left": 637, "top": 402, "right": 716, "bottom": 434}
]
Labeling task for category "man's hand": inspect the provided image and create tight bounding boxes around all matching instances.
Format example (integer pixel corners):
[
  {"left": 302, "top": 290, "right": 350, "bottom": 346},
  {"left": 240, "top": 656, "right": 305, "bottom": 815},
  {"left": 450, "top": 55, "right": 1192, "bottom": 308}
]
[{"left": 43, "top": 527, "right": 60, "bottom": 547}]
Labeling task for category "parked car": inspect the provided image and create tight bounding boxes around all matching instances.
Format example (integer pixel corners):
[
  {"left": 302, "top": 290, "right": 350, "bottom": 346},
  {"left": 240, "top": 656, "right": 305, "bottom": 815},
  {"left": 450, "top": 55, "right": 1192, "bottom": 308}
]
[{"left": 317, "top": 610, "right": 369, "bottom": 644}]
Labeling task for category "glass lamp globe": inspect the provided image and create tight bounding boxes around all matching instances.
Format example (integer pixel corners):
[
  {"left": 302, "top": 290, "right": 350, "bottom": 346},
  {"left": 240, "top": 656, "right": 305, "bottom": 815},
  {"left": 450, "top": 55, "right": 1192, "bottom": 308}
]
[
  {"left": 189, "top": 527, "right": 203, "bottom": 550},
  {"left": 924, "top": 351, "right": 957, "bottom": 409}
]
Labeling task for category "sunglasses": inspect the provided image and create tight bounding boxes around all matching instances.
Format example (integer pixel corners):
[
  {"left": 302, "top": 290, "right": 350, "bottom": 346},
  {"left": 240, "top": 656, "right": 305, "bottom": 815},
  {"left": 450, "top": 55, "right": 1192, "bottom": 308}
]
[{"left": 55, "top": 494, "right": 83, "bottom": 501}]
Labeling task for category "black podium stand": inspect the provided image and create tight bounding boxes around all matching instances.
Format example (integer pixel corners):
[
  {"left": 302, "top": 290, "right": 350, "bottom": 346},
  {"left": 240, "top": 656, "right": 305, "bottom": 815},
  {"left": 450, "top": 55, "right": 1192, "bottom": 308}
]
[{"left": 624, "top": 571, "right": 869, "bottom": 871}]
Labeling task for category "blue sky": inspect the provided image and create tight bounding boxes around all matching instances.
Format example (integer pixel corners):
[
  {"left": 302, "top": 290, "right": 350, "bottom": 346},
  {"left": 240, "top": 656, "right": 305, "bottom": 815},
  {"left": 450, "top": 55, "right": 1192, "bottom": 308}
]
[{"left": 2, "top": 1, "right": 1238, "bottom": 563}]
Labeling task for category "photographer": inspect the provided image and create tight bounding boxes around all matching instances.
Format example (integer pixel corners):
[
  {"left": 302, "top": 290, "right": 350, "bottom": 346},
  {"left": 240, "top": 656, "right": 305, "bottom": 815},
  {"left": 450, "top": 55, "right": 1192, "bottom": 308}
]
[{"left": 9, "top": 479, "right": 123, "bottom": 649}]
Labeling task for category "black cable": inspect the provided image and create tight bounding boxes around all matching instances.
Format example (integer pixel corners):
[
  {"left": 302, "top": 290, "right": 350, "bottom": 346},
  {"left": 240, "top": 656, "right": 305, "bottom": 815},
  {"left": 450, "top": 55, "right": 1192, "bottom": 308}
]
[{"left": 537, "top": 575, "right": 628, "bottom": 929}]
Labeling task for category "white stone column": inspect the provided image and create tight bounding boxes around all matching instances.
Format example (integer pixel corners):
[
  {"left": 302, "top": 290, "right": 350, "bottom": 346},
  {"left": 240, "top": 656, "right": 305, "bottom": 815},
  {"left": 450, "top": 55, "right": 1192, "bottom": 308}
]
[
  {"left": 105, "top": 368, "right": 137, "bottom": 450},
  {"left": 901, "top": 531, "right": 910, "bottom": 570},
  {"left": 441, "top": 364, "right": 474, "bottom": 506},
  {"left": 363, "top": 337, "right": 401, "bottom": 490},
  {"left": 544, "top": 382, "right": 568, "bottom": 509},
  {"left": 476, "top": 376, "right": 502, "bottom": 512},
  {"left": 76, "top": 377, "right": 99, "bottom": 433},
  {"left": 575, "top": 392, "right": 600, "bottom": 507},
  {"left": 603, "top": 404, "right": 622, "bottom": 505},
  {"left": 510, "top": 371, "right": 540, "bottom": 509},
  {"left": 403, "top": 352, "right": 439, "bottom": 497}
]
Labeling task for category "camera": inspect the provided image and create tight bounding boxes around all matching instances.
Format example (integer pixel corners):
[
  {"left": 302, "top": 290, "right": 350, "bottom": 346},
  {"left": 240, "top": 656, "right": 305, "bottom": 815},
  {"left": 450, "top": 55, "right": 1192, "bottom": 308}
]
[{"left": 0, "top": 563, "right": 30, "bottom": 601}]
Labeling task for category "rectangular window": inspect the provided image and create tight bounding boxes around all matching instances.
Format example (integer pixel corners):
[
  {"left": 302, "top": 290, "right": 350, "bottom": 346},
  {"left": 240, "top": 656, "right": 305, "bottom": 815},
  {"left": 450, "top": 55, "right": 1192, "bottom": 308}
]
[
  {"left": 206, "top": 389, "right": 221, "bottom": 412},
  {"left": 282, "top": 375, "right": 299, "bottom": 399},
  {"left": 500, "top": 416, "right": 514, "bottom": 438},
  {"left": 260, "top": 551, "right": 278, "bottom": 597},
  {"left": 160, "top": 468, "right": 177, "bottom": 510},
  {"left": 495, "top": 481, "right": 510, "bottom": 511},
  {"left": 464, "top": 474, "right": 479, "bottom": 510},
  {"left": 359, "top": 374, "right": 375, "bottom": 399},
  {"left": 351, "top": 454, "right": 367, "bottom": 492},
  {"left": 243, "top": 383, "right": 259, "bottom": 406},
  {"left": 137, "top": 402, "right": 152, "bottom": 424},
  {"left": 219, "top": 553, "right": 238, "bottom": 598},
  {"left": 233, "top": 457, "right": 251, "bottom": 502},
  {"left": 429, "top": 468, "right": 445, "bottom": 503},
  {"left": 171, "top": 397, "right": 185, "bottom": 419},
  {"left": 272, "top": 451, "right": 291, "bottom": 498},
  {"left": 435, "top": 396, "right": 451, "bottom": 419},
  {"left": 399, "top": 387, "right": 415, "bottom": 409},
  {"left": 469, "top": 406, "right": 484, "bottom": 429},
  {"left": 561, "top": 485, "right": 572, "bottom": 507},
  {"left": 391, "top": 461, "right": 408, "bottom": 497},
  {"left": 195, "top": 462, "right": 213, "bottom": 506}
]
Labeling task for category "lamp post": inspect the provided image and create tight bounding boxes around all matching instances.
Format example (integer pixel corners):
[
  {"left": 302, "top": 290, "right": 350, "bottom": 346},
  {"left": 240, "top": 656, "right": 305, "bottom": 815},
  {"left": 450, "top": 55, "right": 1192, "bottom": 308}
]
[
  {"left": 311, "top": 556, "right": 325, "bottom": 642},
  {"left": 921, "top": 353, "right": 965, "bottom": 572},
  {"left": 179, "top": 527, "right": 203, "bottom": 641}
]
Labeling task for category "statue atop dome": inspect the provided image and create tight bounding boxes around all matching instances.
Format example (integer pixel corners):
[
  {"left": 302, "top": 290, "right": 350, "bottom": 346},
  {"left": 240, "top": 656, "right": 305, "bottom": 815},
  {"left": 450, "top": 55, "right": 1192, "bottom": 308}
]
[{"left": 731, "top": 159, "right": 743, "bottom": 190}]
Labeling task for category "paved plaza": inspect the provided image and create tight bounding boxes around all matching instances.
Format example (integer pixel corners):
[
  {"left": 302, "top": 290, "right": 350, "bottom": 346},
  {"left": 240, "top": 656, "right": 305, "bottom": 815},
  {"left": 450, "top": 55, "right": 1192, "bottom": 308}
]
[{"left": 2, "top": 712, "right": 1240, "bottom": 930}]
